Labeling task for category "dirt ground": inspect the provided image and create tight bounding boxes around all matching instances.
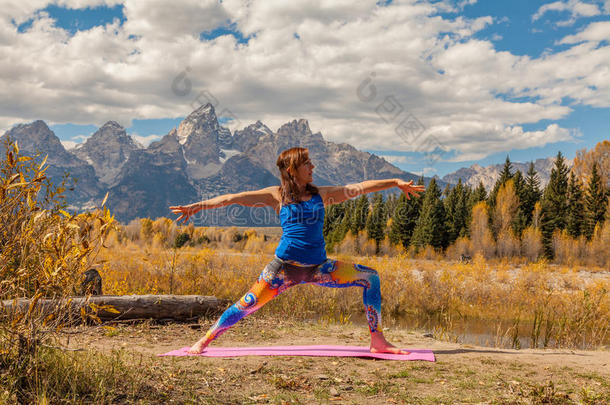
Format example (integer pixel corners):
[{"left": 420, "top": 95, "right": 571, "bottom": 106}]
[{"left": 60, "top": 315, "right": 609, "bottom": 404}]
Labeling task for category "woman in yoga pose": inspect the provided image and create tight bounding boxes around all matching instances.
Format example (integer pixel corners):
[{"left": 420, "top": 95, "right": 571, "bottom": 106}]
[{"left": 169, "top": 147, "right": 425, "bottom": 354}]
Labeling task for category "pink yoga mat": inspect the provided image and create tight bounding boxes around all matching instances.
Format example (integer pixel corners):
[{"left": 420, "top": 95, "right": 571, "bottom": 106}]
[{"left": 159, "top": 345, "right": 435, "bottom": 361}]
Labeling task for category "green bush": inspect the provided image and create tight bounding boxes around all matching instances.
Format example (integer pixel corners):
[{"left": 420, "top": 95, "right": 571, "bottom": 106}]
[{"left": 174, "top": 232, "right": 190, "bottom": 248}]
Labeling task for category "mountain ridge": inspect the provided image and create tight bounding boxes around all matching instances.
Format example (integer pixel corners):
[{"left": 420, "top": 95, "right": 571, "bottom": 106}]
[
  {"left": 1, "top": 104, "right": 443, "bottom": 224},
  {"left": 442, "top": 157, "right": 574, "bottom": 190}
]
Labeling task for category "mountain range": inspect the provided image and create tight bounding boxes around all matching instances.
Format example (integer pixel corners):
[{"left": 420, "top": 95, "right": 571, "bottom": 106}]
[
  {"left": 2, "top": 104, "right": 566, "bottom": 225},
  {"left": 2, "top": 104, "right": 444, "bottom": 225},
  {"left": 441, "top": 157, "right": 572, "bottom": 191}
]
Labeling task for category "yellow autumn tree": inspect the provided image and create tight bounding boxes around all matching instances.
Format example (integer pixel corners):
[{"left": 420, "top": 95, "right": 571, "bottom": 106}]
[
  {"left": 493, "top": 180, "right": 520, "bottom": 257},
  {"left": 521, "top": 225, "right": 543, "bottom": 261},
  {"left": 469, "top": 201, "right": 496, "bottom": 258},
  {"left": 572, "top": 140, "right": 610, "bottom": 188},
  {"left": 532, "top": 200, "right": 542, "bottom": 228},
  {"left": 586, "top": 221, "right": 610, "bottom": 267}
]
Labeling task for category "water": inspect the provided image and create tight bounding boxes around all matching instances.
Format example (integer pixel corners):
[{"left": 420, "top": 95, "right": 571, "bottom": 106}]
[{"left": 343, "top": 312, "right": 605, "bottom": 350}]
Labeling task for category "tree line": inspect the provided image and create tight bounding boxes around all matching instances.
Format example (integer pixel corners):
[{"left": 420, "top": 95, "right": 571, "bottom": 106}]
[{"left": 323, "top": 142, "right": 609, "bottom": 264}]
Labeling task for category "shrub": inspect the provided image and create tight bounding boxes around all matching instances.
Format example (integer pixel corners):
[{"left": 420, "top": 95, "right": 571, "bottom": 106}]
[
  {"left": 174, "top": 232, "right": 190, "bottom": 248},
  {"left": 0, "top": 138, "right": 114, "bottom": 402}
]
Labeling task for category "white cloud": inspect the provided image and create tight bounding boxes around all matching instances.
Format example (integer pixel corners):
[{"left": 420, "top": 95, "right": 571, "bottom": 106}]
[
  {"left": 60, "top": 139, "right": 78, "bottom": 149},
  {"left": 378, "top": 155, "right": 409, "bottom": 164},
  {"left": 559, "top": 20, "right": 610, "bottom": 43},
  {"left": 0, "top": 0, "right": 607, "bottom": 162},
  {"left": 122, "top": 0, "right": 230, "bottom": 40},
  {"left": 131, "top": 133, "right": 161, "bottom": 147},
  {"left": 442, "top": 124, "right": 576, "bottom": 162},
  {"left": 532, "top": 1, "right": 601, "bottom": 25},
  {"left": 55, "top": 0, "right": 123, "bottom": 9},
  {"left": 458, "top": 0, "right": 478, "bottom": 9},
  {"left": 72, "top": 134, "right": 90, "bottom": 141}
]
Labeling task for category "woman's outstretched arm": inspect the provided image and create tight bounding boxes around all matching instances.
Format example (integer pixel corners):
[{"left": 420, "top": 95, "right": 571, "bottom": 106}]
[
  {"left": 169, "top": 186, "right": 279, "bottom": 224},
  {"left": 318, "top": 178, "right": 425, "bottom": 206}
]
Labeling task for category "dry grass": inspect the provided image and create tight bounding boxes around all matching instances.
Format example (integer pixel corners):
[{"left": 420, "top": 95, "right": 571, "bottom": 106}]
[
  {"left": 55, "top": 319, "right": 610, "bottom": 405},
  {"left": 99, "top": 224, "right": 610, "bottom": 350}
]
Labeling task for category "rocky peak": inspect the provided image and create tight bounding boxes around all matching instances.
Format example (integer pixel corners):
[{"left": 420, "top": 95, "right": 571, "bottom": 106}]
[
  {"left": 85, "top": 121, "right": 136, "bottom": 146},
  {"left": 233, "top": 121, "right": 274, "bottom": 152},
  {"left": 277, "top": 119, "right": 311, "bottom": 137},
  {"left": 2, "top": 120, "right": 80, "bottom": 166},
  {"left": 72, "top": 121, "right": 140, "bottom": 186},
  {"left": 5, "top": 120, "right": 54, "bottom": 147},
  {"left": 190, "top": 103, "right": 216, "bottom": 119},
  {"left": 1, "top": 120, "right": 101, "bottom": 203},
  {"left": 254, "top": 120, "right": 273, "bottom": 133},
  {"left": 217, "top": 127, "right": 233, "bottom": 150},
  {"left": 177, "top": 103, "right": 219, "bottom": 145},
  {"left": 100, "top": 120, "right": 122, "bottom": 130},
  {"left": 177, "top": 103, "right": 230, "bottom": 180},
  {"left": 148, "top": 129, "right": 182, "bottom": 155}
]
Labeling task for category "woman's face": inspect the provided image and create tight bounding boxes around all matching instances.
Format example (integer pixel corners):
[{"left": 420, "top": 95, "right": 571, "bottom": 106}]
[{"left": 291, "top": 157, "right": 315, "bottom": 185}]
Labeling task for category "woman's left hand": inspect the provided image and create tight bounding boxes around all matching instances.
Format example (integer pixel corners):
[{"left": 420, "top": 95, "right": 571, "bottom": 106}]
[{"left": 396, "top": 179, "right": 426, "bottom": 199}]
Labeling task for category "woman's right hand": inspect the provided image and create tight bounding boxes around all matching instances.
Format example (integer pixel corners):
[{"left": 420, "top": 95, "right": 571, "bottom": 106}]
[{"left": 169, "top": 202, "right": 203, "bottom": 224}]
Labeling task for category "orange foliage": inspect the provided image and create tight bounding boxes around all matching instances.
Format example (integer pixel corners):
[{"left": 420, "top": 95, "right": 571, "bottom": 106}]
[
  {"left": 572, "top": 140, "right": 610, "bottom": 188},
  {"left": 492, "top": 179, "right": 518, "bottom": 236},
  {"left": 469, "top": 202, "right": 496, "bottom": 258}
]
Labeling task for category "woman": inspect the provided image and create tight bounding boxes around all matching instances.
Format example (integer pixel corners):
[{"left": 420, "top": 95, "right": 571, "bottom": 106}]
[{"left": 169, "top": 147, "right": 425, "bottom": 354}]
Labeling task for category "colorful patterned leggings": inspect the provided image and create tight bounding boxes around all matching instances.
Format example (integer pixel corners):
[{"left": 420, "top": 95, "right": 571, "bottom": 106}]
[{"left": 199, "top": 256, "right": 383, "bottom": 346}]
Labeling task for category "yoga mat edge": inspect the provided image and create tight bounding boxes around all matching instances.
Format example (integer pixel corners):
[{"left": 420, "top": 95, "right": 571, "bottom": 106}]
[{"left": 159, "top": 345, "right": 435, "bottom": 362}]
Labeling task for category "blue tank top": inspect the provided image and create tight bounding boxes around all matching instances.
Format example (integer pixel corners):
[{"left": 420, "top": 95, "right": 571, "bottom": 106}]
[{"left": 274, "top": 193, "right": 327, "bottom": 265}]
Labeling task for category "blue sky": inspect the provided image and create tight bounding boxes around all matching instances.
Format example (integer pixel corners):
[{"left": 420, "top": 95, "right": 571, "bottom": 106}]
[
  {"left": 16, "top": 4, "right": 126, "bottom": 34},
  {"left": 3, "top": 0, "right": 609, "bottom": 178}
]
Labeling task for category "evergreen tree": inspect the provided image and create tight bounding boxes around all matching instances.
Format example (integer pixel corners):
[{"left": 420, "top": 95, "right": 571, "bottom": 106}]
[
  {"left": 444, "top": 179, "right": 468, "bottom": 245},
  {"left": 384, "top": 192, "right": 400, "bottom": 219},
  {"left": 323, "top": 202, "right": 346, "bottom": 250},
  {"left": 457, "top": 182, "right": 471, "bottom": 237},
  {"left": 323, "top": 203, "right": 344, "bottom": 239},
  {"left": 366, "top": 193, "right": 386, "bottom": 254},
  {"left": 389, "top": 187, "right": 422, "bottom": 248},
  {"left": 522, "top": 161, "right": 542, "bottom": 227},
  {"left": 442, "top": 183, "right": 451, "bottom": 198},
  {"left": 511, "top": 170, "right": 528, "bottom": 236},
  {"left": 498, "top": 155, "right": 514, "bottom": 184},
  {"left": 443, "top": 183, "right": 458, "bottom": 243},
  {"left": 338, "top": 199, "right": 354, "bottom": 239},
  {"left": 566, "top": 171, "right": 585, "bottom": 238},
  {"left": 540, "top": 152, "right": 570, "bottom": 259},
  {"left": 328, "top": 200, "right": 354, "bottom": 247},
  {"left": 488, "top": 155, "right": 514, "bottom": 209},
  {"left": 411, "top": 178, "right": 447, "bottom": 249},
  {"left": 350, "top": 194, "right": 369, "bottom": 236},
  {"left": 584, "top": 162, "right": 608, "bottom": 239},
  {"left": 469, "top": 181, "right": 487, "bottom": 208}
]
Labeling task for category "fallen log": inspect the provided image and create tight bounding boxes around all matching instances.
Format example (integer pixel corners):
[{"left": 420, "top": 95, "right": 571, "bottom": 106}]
[{"left": 1, "top": 295, "right": 232, "bottom": 323}]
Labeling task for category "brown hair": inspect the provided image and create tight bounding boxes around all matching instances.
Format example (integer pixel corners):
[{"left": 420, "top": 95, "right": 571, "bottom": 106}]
[{"left": 276, "top": 147, "right": 319, "bottom": 205}]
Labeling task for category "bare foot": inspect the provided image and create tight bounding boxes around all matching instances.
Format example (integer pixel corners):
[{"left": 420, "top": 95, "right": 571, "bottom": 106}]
[
  {"left": 370, "top": 331, "right": 410, "bottom": 355},
  {"left": 187, "top": 338, "right": 209, "bottom": 354}
]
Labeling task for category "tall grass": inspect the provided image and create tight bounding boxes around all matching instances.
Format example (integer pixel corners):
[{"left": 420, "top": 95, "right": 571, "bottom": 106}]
[
  {"left": 99, "top": 224, "right": 609, "bottom": 350},
  {"left": 0, "top": 342, "right": 161, "bottom": 404}
]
